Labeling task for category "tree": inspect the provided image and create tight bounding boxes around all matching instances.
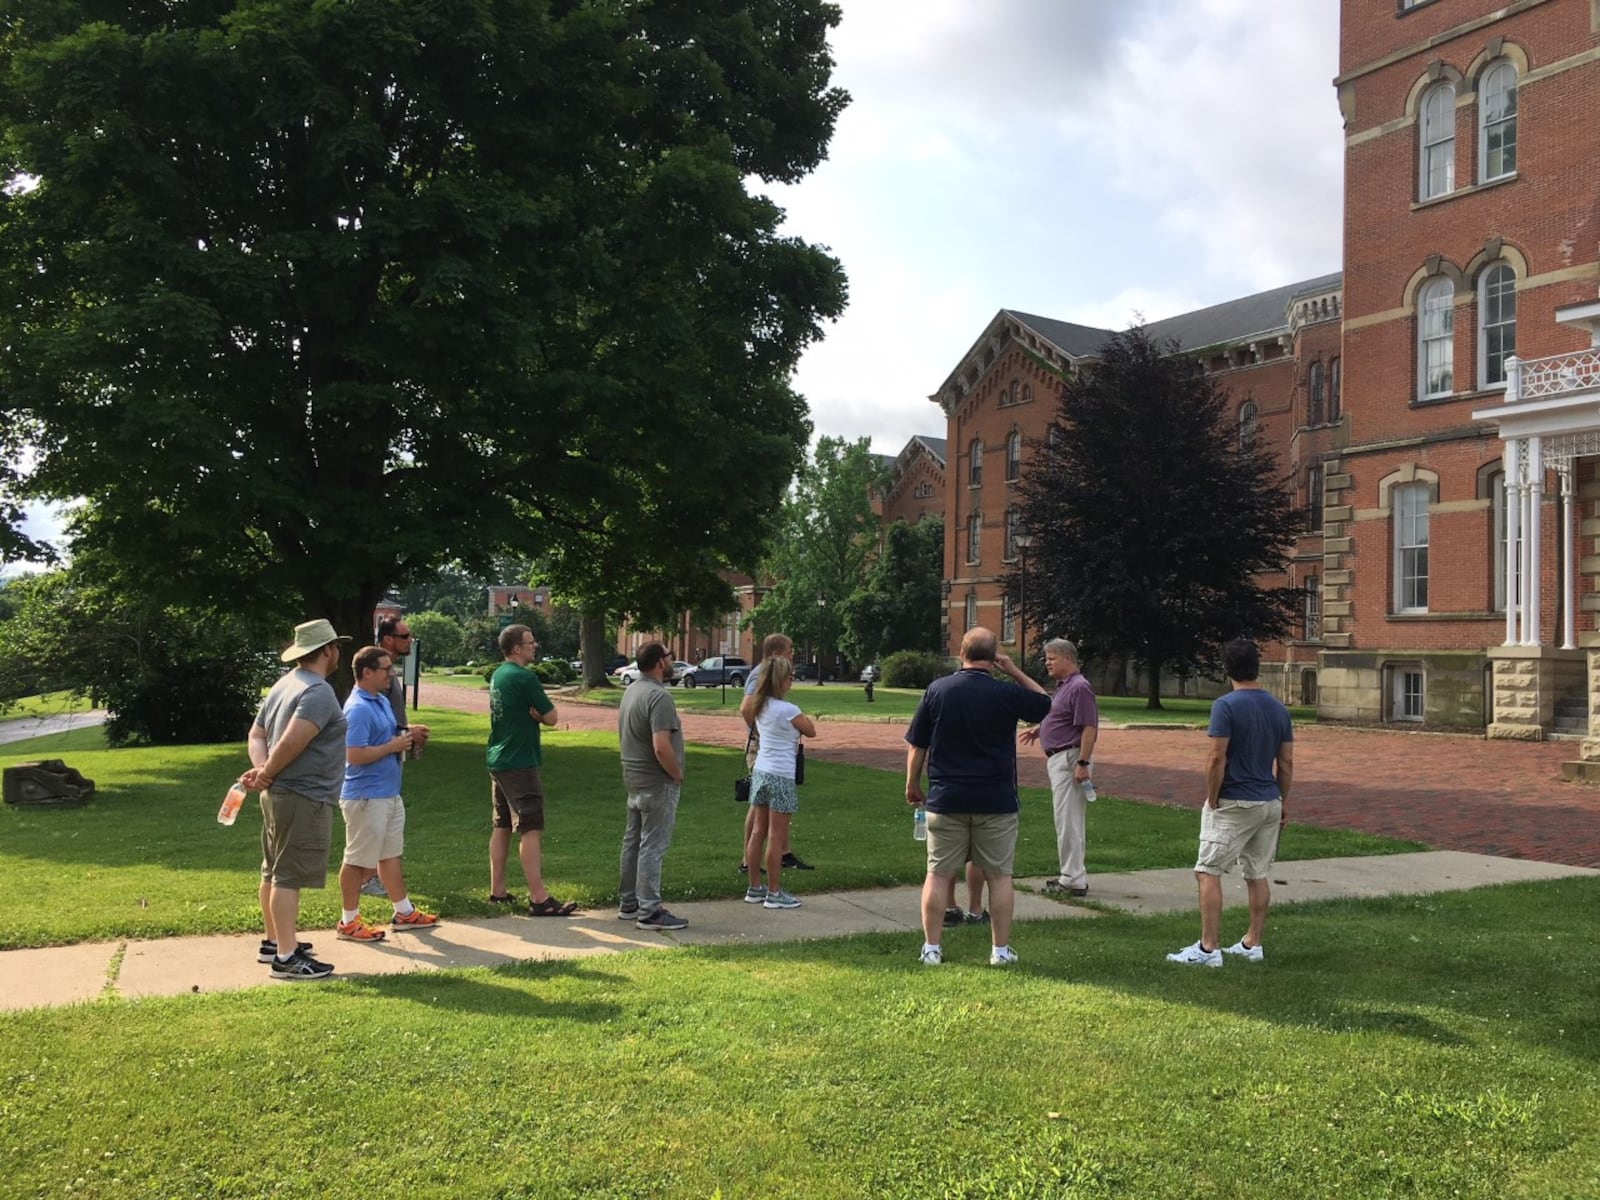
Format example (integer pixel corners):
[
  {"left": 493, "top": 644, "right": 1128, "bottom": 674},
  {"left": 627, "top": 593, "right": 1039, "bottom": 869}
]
[
  {"left": 749, "top": 436, "right": 883, "bottom": 675},
  {"left": 0, "top": 0, "right": 847, "bottom": 694},
  {"left": 1014, "top": 326, "right": 1301, "bottom": 708},
  {"left": 404, "top": 610, "right": 467, "bottom": 668},
  {"left": 839, "top": 515, "right": 943, "bottom": 665},
  {"left": 0, "top": 568, "right": 278, "bottom": 745}
]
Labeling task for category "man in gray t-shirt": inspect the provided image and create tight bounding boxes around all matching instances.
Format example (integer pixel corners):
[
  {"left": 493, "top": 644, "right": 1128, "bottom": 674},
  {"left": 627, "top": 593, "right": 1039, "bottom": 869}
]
[
  {"left": 616, "top": 642, "right": 687, "bottom": 931},
  {"left": 243, "top": 619, "right": 351, "bottom": 981}
]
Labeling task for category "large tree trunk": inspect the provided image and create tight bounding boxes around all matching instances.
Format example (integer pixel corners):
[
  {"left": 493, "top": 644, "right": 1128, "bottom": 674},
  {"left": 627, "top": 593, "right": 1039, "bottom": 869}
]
[
  {"left": 579, "top": 609, "right": 611, "bottom": 687},
  {"left": 1145, "top": 657, "right": 1164, "bottom": 711},
  {"left": 314, "top": 591, "right": 384, "bottom": 704}
]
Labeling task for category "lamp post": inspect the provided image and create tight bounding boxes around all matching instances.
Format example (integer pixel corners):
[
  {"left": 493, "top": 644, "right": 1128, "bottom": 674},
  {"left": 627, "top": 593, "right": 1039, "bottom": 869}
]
[
  {"left": 816, "top": 594, "right": 826, "bottom": 685},
  {"left": 1013, "top": 531, "right": 1035, "bottom": 663}
]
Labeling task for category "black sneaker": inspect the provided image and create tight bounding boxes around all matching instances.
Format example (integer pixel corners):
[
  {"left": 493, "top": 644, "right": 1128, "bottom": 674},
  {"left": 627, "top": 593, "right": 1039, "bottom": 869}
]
[
  {"left": 965, "top": 909, "right": 991, "bottom": 925},
  {"left": 782, "top": 852, "right": 815, "bottom": 870},
  {"left": 635, "top": 908, "right": 689, "bottom": 931},
  {"left": 269, "top": 948, "right": 334, "bottom": 981},
  {"left": 942, "top": 907, "right": 964, "bottom": 928},
  {"left": 257, "top": 939, "right": 313, "bottom": 964}
]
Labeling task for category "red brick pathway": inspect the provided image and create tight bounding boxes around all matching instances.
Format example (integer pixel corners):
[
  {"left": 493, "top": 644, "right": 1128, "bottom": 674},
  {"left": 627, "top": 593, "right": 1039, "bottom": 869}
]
[{"left": 421, "top": 682, "right": 1600, "bottom": 867}]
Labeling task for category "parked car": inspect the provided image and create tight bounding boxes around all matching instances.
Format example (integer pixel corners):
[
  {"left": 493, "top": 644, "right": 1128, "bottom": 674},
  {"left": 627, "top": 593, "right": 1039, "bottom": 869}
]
[
  {"left": 670, "top": 661, "right": 695, "bottom": 686},
  {"left": 793, "top": 661, "right": 819, "bottom": 681},
  {"left": 682, "top": 655, "right": 750, "bottom": 687},
  {"left": 860, "top": 663, "right": 880, "bottom": 683},
  {"left": 615, "top": 661, "right": 642, "bottom": 686}
]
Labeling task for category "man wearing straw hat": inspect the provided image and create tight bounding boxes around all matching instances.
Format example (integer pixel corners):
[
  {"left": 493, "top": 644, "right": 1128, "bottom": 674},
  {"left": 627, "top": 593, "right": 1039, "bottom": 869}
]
[{"left": 242, "top": 618, "right": 351, "bottom": 981}]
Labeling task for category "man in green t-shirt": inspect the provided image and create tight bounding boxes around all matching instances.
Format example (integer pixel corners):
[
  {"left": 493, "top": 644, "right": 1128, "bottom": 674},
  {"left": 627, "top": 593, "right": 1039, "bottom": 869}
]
[{"left": 487, "top": 624, "right": 576, "bottom": 916}]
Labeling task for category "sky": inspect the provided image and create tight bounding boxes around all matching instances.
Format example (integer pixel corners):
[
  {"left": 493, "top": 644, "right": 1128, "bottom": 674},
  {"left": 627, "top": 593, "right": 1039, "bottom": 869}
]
[
  {"left": 764, "top": 0, "right": 1346, "bottom": 455},
  {"left": 12, "top": 0, "right": 1345, "bottom": 559}
]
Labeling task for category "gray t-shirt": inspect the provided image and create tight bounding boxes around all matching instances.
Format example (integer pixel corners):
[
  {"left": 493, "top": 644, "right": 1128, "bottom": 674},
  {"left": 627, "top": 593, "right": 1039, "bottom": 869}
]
[
  {"left": 384, "top": 671, "right": 409, "bottom": 729},
  {"left": 618, "top": 677, "right": 683, "bottom": 792},
  {"left": 253, "top": 667, "right": 347, "bottom": 804}
]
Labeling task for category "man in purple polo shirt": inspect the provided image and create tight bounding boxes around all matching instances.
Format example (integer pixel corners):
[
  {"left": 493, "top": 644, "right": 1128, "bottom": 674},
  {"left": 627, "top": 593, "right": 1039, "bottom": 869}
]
[
  {"left": 1019, "top": 637, "right": 1099, "bottom": 897},
  {"left": 906, "top": 627, "right": 1051, "bottom": 966}
]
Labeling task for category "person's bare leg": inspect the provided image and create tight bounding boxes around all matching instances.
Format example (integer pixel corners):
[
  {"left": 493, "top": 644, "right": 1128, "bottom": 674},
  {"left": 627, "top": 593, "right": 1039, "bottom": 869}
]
[
  {"left": 1197, "top": 872, "right": 1224, "bottom": 950},
  {"left": 765, "top": 812, "right": 791, "bottom": 896},
  {"left": 745, "top": 807, "right": 769, "bottom": 890},
  {"left": 921, "top": 872, "right": 953, "bottom": 945},
  {"left": 988, "top": 874, "right": 1014, "bottom": 947},
  {"left": 1243, "top": 877, "right": 1270, "bottom": 948},
  {"left": 376, "top": 857, "right": 407, "bottom": 903},
  {"left": 260, "top": 877, "right": 276, "bottom": 943},
  {"left": 518, "top": 829, "right": 547, "bottom": 902},
  {"left": 967, "top": 862, "right": 989, "bottom": 914},
  {"left": 268, "top": 886, "right": 301, "bottom": 958},
  {"left": 337, "top": 863, "right": 364, "bottom": 912},
  {"left": 489, "top": 827, "right": 511, "bottom": 896}
]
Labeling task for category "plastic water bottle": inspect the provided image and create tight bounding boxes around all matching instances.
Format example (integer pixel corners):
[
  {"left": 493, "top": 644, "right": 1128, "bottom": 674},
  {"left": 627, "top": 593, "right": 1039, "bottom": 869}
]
[
  {"left": 217, "top": 782, "right": 248, "bottom": 826},
  {"left": 913, "top": 807, "right": 927, "bottom": 840},
  {"left": 1081, "top": 777, "right": 1097, "bottom": 804}
]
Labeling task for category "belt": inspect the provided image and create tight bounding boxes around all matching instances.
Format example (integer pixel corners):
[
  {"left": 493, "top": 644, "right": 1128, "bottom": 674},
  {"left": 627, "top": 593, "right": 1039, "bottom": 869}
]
[{"left": 1044, "top": 744, "right": 1080, "bottom": 759}]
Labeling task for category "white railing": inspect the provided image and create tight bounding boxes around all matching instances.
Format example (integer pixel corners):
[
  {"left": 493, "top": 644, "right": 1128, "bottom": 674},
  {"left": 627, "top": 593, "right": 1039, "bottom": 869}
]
[{"left": 1514, "top": 348, "right": 1600, "bottom": 400}]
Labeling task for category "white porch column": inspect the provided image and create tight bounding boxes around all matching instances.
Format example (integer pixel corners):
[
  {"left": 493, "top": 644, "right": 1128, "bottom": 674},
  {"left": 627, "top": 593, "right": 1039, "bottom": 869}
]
[
  {"left": 1504, "top": 438, "right": 1521, "bottom": 645},
  {"left": 1527, "top": 436, "right": 1543, "bottom": 646},
  {"left": 1560, "top": 460, "right": 1577, "bottom": 650}
]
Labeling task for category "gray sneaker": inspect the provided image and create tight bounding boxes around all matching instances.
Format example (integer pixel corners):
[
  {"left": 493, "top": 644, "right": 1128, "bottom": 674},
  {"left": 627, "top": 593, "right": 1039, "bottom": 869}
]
[
  {"left": 617, "top": 905, "right": 640, "bottom": 921},
  {"left": 359, "top": 874, "right": 388, "bottom": 897},
  {"left": 636, "top": 908, "right": 689, "bottom": 931},
  {"left": 763, "top": 889, "right": 802, "bottom": 910},
  {"left": 743, "top": 885, "right": 769, "bottom": 903}
]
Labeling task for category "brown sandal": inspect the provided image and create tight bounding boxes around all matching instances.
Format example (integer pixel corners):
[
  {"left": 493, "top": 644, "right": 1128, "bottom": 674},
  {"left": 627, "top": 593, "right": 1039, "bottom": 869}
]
[{"left": 528, "top": 895, "right": 578, "bottom": 916}]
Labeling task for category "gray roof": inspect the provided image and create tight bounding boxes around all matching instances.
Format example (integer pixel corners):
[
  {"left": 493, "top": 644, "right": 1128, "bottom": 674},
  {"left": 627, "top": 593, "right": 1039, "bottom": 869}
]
[
  {"left": 911, "top": 435, "right": 946, "bottom": 464},
  {"left": 1007, "top": 270, "right": 1342, "bottom": 359}
]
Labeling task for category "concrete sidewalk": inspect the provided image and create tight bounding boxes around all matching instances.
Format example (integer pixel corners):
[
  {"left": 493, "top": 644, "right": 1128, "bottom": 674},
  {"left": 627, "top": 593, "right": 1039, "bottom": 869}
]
[{"left": 2, "top": 850, "right": 1590, "bottom": 1012}]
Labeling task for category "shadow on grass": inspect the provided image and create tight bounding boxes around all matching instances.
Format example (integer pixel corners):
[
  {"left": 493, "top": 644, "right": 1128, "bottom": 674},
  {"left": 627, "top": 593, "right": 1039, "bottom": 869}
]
[{"left": 338, "top": 957, "right": 629, "bottom": 1022}]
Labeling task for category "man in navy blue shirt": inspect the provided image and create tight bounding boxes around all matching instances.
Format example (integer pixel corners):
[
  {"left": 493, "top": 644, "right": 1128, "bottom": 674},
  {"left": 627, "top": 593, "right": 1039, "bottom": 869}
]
[
  {"left": 1167, "top": 639, "right": 1294, "bottom": 968},
  {"left": 906, "top": 627, "right": 1051, "bottom": 966}
]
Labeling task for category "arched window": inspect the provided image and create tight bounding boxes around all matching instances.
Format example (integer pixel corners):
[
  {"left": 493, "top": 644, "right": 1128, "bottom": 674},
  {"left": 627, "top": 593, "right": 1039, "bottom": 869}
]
[
  {"left": 964, "top": 591, "right": 977, "bottom": 631},
  {"left": 1308, "top": 362, "right": 1324, "bottom": 426},
  {"left": 1328, "top": 357, "right": 1342, "bottom": 421},
  {"left": 1394, "top": 483, "right": 1430, "bottom": 612},
  {"left": 968, "top": 439, "right": 983, "bottom": 487},
  {"left": 1307, "top": 463, "right": 1324, "bottom": 532},
  {"left": 1005, "top": 431, "right": 1022, "bottom": 482},
  {"left": 1417, "top": 277, "right": 1454, "bottom": 400},
  {"left": 1479, "top": 60, "right": 1518, "bottom": 182},
  {"left": 1304, "top": 575, "right": 1321, "bottom": 641},
  {"left": 1022, "top": 383, "right": 1033, "bottom": 403},
  {"left": 1479, "top": 262, "right": 1516, "bottom": 389},
  {"left": 1004, "top": 507, "right": 1020, "bottom": 560},
  {"left": 966, "top": 511, "right": 981, "bottom": 563},
  {"left": 1238, "top": 401, "right": 1258, "bottom": 450},
  {"left": 1419, "top": 82, "right": 1455, "bottom": 200}
]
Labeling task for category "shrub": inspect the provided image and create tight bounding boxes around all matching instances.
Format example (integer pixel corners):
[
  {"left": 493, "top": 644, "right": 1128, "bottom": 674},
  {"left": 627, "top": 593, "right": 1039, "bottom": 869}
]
[
  {"left": 405, "top": 610, "right": 467, "bottom": 668},
  {"left": 880, "top": 650, "right": 949, "bottom": 690},
  {"left": 533, "top": 660, "right": 573, "bottom": 685}
]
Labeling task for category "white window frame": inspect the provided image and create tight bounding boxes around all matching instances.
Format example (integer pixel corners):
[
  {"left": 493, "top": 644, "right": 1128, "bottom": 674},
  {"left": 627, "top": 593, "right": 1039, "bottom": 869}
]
[
  {"left": 1304, "top": 575, "right": 1321, "bottom": 641},
  {"left": 1005, "top": 431, "right": 1022, "bottom": 482},
  {"left": 1478, "top": 60, "right": 1517, "bottom": 183},
  {"left": 964, "top": 592, "right": 977, "bottom": 632},
  {"left": 1417, "top": 277, "right": 1454, "bottom": 400},
  {"left": 1390, "top": 667, "right": 1425, "bottom": 722},
  {"left": 1419, "top": 82, "right": 1455, "bottom": 200},
  {"left": 1003, "top": 508, "right": 1019, "bottom": 560},
  {"left": 1478, "top": 262, "right": 1516, "bottom": 390},
  {"left": 1393, "top": 483, "right": 1430, "bottom": 612},
  {"left": 1307, "top": 361, "right": 1324, "bottom": 426},
  {"left": 1329, "top": 357, "right": 1341, "bottom": 422},
  {"left": 1238, "top": 401, "right": 1258, "bottom": 449},
  {"left": 968, "top": 439, "right": 983, "bottom": 488},
  {"left": 966, "top": 511, "right": 981, "bottom": 564},
  {"left": 1001, "top": 594, "right": 1016, "bottom": 643}
]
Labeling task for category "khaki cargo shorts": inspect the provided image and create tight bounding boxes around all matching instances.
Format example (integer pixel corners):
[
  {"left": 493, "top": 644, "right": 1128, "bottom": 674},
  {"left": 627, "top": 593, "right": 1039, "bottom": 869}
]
[{"left": 1195, "top": 799, "right": 1282, "bottom": 879}]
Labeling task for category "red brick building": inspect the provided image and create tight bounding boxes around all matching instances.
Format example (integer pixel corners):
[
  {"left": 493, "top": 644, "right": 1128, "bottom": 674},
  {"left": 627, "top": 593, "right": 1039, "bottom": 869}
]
[
  {"left": 874, "top": 435, "right": 947, "bottom": 528},
  {"left": 930, "top": 0, "right": 1600, "bottom": 734}
]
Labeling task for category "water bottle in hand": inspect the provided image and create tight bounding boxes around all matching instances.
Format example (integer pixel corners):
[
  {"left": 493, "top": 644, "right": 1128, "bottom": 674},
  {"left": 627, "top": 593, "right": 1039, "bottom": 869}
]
[
  {"left": 217, "top": 782, "right": 248, "bottom": 826},
  {"left": 1081, "top": 777, "right": 1097, "bottom": 804},
  {"left": 913, "top": 807, "right": 928, "bottom": 841}
]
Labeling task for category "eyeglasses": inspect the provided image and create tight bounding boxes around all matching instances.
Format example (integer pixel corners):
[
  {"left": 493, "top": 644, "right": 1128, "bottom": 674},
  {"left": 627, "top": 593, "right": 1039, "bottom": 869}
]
[{"left": 391, "top": 632, "right": 413, "bottom": 640}]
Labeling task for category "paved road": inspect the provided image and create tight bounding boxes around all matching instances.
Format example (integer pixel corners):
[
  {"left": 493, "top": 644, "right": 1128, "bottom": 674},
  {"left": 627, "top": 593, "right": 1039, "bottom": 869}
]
[
  {"left": 419, "top": 681, "right": 1600, "bottom": 867},
  {"left": 0, "top": 709, "right": 107, "bottom": 747}
]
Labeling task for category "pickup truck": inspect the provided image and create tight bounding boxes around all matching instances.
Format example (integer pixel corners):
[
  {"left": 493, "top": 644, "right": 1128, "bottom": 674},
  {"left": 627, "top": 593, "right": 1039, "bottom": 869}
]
[{"left": 681, "top": 655, "right": 750, "bottom": 688}]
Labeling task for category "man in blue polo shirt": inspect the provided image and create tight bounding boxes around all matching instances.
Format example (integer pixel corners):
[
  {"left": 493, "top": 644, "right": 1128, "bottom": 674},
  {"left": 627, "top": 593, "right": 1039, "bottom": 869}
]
[
  {"left": 906, "top": 626, "right": 1051, "bottom": 966},
  {"left": 336, "top": 645, "right": 440, "bottom": 944}
]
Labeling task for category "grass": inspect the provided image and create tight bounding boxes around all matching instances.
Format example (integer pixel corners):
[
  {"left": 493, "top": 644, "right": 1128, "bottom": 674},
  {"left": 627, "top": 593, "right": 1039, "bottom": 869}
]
[
  {"left": 583, "top": 685, "right": 1317, "bottom": 726},
  {"left": 2, "top": 878, "right": 1598, "bottom": 1198},
  {"left": 0, "top": 710, "right": 1412, "bottom": 949},
  {"left": 0, "top": 689, "right": 98, "bottom": 722}
]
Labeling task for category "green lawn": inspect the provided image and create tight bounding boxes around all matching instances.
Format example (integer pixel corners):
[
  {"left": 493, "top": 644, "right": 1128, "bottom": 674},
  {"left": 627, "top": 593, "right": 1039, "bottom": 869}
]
[
  {"left": 2, "top": 879, "right": 1597, "bottom": 1198},
  {"left": 0, "top": 689, "right": 98, "bottom": 721},
  {"left": 0, "top": 711, "right": 1412, "bottom": 949},
  {"left": 585, "top": 685, "right": 1315, "bottom": 726}
]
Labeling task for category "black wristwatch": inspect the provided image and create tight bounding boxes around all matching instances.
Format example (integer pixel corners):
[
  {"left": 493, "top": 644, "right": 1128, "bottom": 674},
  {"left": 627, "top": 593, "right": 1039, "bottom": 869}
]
[{"left": 1077, "top": 759, "right": 1091, "bottom": 767}]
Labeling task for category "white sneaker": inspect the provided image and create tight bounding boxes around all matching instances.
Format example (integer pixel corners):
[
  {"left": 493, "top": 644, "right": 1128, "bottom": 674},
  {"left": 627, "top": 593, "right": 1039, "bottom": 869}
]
[
  {"left": 1223, "top": 939, "right": 1264, "bottom": 962},
  {"left": 1166, "top": 940, "right": 1223, "bottom": 968},
  {"left": 989, "top": 945, "right": 1018, "bottom": 966},
  {"left": 919, "top": 945, "right": 942, "bottom": 966}
]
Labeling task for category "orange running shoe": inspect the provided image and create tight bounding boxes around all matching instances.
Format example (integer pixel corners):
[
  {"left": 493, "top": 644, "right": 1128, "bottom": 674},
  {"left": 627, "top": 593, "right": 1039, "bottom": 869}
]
[
  {"left": 391, "top": 908, "right": 440, "bottom": 931},
  {"left": 336, "top": 915, "right": 388, "bottom": 943}
]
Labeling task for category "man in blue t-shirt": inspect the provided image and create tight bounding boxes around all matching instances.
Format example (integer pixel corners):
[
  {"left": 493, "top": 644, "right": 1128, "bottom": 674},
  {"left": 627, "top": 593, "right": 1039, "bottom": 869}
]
[
  {"left": 1167, "top": 639, "right": 1295, "bottom": 969},
  {"left": 906, "top": 626, "right": 1051, "bottom": 967}
]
